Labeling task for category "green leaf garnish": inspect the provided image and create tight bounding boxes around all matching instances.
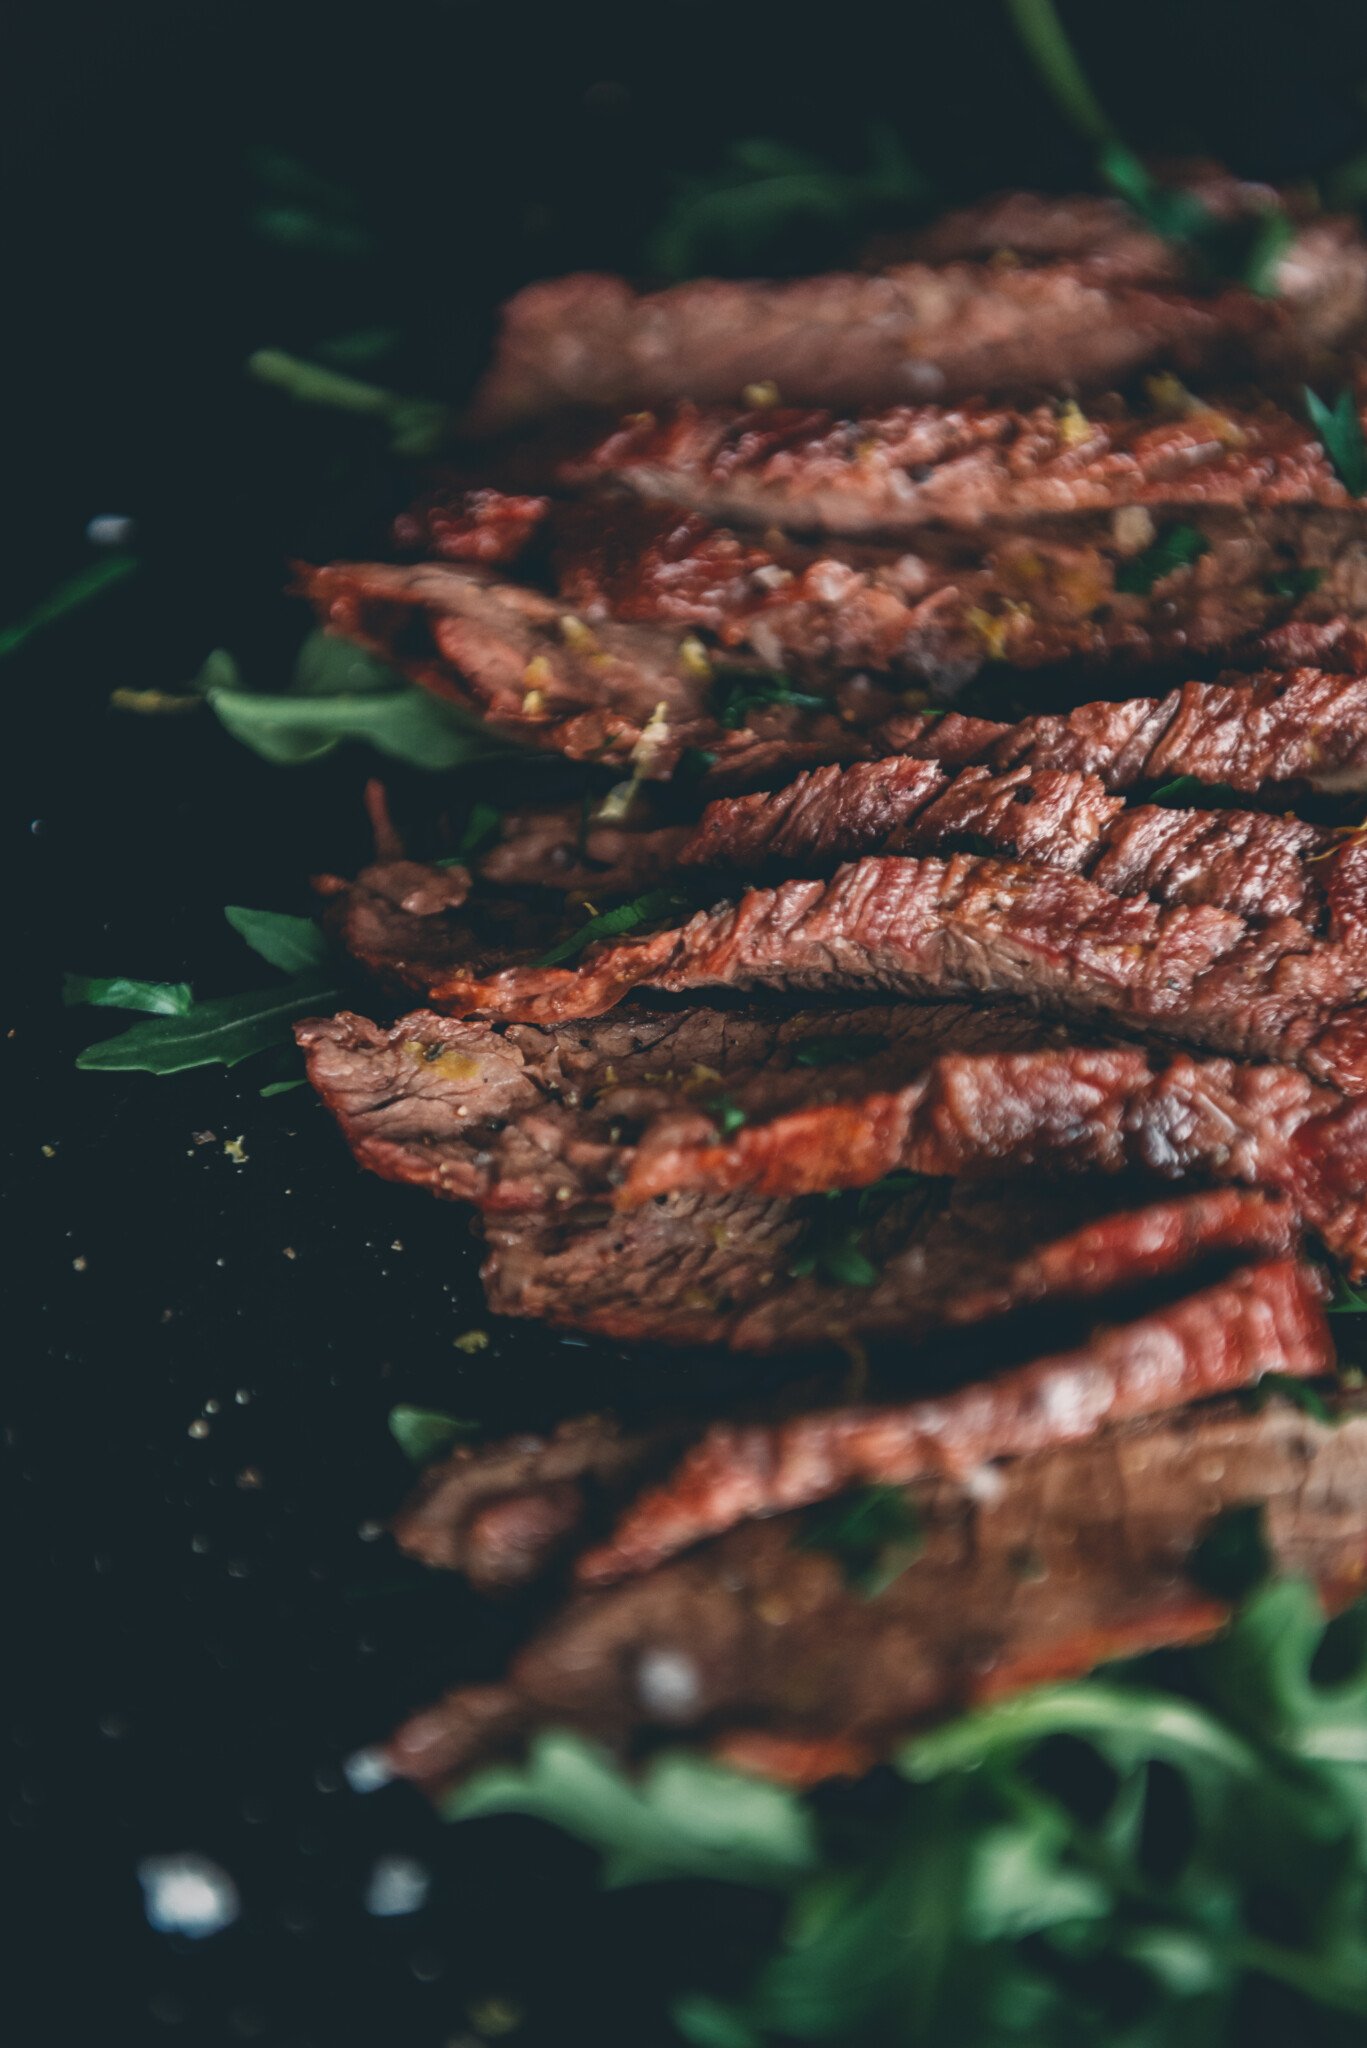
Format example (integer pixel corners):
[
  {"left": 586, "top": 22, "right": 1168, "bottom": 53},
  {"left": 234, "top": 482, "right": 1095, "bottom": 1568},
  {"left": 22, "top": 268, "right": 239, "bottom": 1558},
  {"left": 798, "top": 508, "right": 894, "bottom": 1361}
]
[
  {"left": 1148, "top": 775, "right": 1241, "bottom": 808},
  {"left": 75, "top": 972, "right": 342, "bottom": 1075},
  {"left": 1305, "top": 386, "right": 1367, "bottom": 498},
  {"left": 197, "top": 639, "right": 517, "bottom": 771},
  {"left": 1246, "top": 1372, "right": 1335, "bottom": 1424},
  {"left": 1329, "top": 1272, "right": 1367, "bottom": 1314},
  {"left": 246, "top": 349, "right": 450, "bottom": 457},
  {"left": 224, "top": 906, "right": 329, "bottom": 974},
  {"left": 797, "top": 1485, "right": 923, "bottom": 1597},
  {"left": 387, "top": 1406, "right": 478, "bottom": 1466},
  {"left": 1267, "top": 566, "right": 1323, "bottom": 601},
  {"left": 707, "top": 1094, "right": 749, "bottom": 1136},
  {"left": 62, "top": 973, "right": 194, "bottom": 1017},
  {"left": 534, "top": 889, "right": 690, "bottom": 968},
  {"left": 714, "top": 672, "right": 829, "bottom": 730},
  {"left": 790, "top": 1174, "right": 932, "bottom": 1289},
  {"left": 445, "top": 1731, "right": 818, "bottom": 1889},
  {"left": 0, "top": 555, "right": 138, "bottom": 662},
  {"left": 1113, "top": 523, "right": 1210, "bottom": 595},
  {"left": 260, "top": 1077, "right": 309, "bottom": 1098},
  {"left": 645, "top": 125, "right": 926, "bottom": 281},
  {"left": 793, "top": 1034, "right": 891, "bottom": 1069},
  {"left": 453, "top": 801, "right": 503, "bottom": 864}
]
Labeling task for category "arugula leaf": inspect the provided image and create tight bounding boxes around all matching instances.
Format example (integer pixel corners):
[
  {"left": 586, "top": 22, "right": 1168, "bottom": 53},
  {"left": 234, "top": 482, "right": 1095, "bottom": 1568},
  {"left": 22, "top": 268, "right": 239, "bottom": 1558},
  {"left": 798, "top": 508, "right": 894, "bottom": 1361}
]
[
  {"left": 1148, "top": 776, "right": 1242, "bottom": 809},
  {"left": 534, "top": 889, "right": 690, "bottom": 968},
  {"left": 453, "top": 801, "right": 503, "bottom": 863},
  {"left": 1246, "top": 1372, "right": 1335, "bottom": 1424},
  {"left": 247, "top": 349, "right": 450, "bottom": 457},
  {"left": 1267, "top": 566, "right": 1323, "bottom": 601},
  {"left": 0, "top": 555, "right": 138, "bottom": 661},
  {"left": 708, "top": 1094, "right": 749, "bottom": 1136},
  {"left": 1329, "top": 1272, "right": 1367, "bottom": 1314},
  {"left": 224, "top": 906, "right": 329, "bottom": 974},
  {"left": 793, "top": 1033, "right": 890, "bottom": 1069},
  {"left": 200, "top": 639, "right": 516, "bottom": 770},
  {"left": 75, "top": 972, "right": 342, "bottom": 1074},
  {"left": 797, "top": 1486, "right": 923, "bottom": 1597},
  {"left": 260, "top": 1077, "right": 308, "bottom": 1099},
  {"left": 62, "top": 973, "right": 194, "bottom": 1017},
  {"left": 714, "top": 672, "right": 829, "bottom": 730},
  {"left": 1114, "top": 524, "right": 1210, "bottom": 595},
  {"left": 445, "top": 1731, "right": 818, "bottom": 1890},
  {"left": 388, "top": 1406, "right": 477, "bottom": 1466},
  {"left": 1305, "top": 386, "right": 1367, "bottom": 498},
  {"left": 645, "top": 126, "right": 926, "bottom": 281}
]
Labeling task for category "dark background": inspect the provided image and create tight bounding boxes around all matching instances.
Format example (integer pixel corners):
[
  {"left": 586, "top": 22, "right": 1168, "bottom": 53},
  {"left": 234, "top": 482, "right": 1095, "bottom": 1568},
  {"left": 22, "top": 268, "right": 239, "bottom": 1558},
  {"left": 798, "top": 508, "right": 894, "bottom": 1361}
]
[{"left": 12, "top": 4, "right": 1367, "bottom": 2041}]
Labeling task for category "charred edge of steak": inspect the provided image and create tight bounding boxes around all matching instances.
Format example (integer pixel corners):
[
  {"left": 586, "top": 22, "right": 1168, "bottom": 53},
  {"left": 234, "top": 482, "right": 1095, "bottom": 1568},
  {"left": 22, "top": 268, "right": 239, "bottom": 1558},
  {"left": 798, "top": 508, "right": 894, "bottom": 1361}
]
[{"left": 383, "top": 1387, "right": 1367, "bottom": 1798}]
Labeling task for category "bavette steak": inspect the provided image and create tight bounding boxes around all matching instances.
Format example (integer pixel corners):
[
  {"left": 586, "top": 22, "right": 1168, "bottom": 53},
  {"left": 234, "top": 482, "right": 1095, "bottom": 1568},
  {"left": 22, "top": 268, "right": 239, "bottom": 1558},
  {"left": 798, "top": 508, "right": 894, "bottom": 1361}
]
[{"left": 385, "top": 1383, "right": 1367, "bottom": 1796}]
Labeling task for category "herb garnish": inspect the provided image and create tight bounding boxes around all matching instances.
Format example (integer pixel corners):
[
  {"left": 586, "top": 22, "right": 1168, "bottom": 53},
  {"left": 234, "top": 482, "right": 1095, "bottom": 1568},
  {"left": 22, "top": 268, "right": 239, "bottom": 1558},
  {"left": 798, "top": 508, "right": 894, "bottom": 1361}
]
[
  {"left": 63, "top": 974, "right": 194, "bottom": 1018},
  {"left": 714, "top": 671, "right": 828, "bottom": 730},
  {"left": 1246, "top": 1372, "right": 1335, "bottom": 1425},
  {"left": 223, "top": 906, "right": 330, "bottom": 974},
  {"left": 1267, "top": 566, "right": 1323, "bottom": 601},
  {"left": 1305, "top": 386, "right": 1367, "bottom": 498},
  {"left": 388, "top": 1406, "right": 478, "bottom": 1467},
  {"left": 707, "top": 1094, "right": 749, "bottom": 1136},
  {"left": 247, "top": 349, "right": 450, "bottom": 457},
  {"left": 790, "top": 1174, "right": 932, "bottom": 1289},
  {"left": 534, "top": 889, "right": 690, "bottom": 968},
  {"left": 451, "top": 1576, "right": 1367, "bottom": 2045},
  {"left": 1113, "top": 523, "right": 1210, "bottom": 595},
  {"left": 0, "top": 555, "right": 139, "bottom": 662},
  {"left": 796, "top": 1484, "right": 924, "bottom": 1597},
  {"left": 794, "top": 1033, "right": 891, "bottom": 1069},
  {"left": 1148, "top": 775, "right": 1241, "bottom": 809},
  {"left": 1329, "top": 1272, "right": 1367, "bottom": 1314}
]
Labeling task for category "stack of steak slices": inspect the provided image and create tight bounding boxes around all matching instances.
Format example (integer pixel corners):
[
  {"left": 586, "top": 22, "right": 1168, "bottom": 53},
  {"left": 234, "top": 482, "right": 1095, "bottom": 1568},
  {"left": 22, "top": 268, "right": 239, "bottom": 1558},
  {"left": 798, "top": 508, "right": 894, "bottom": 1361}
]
[{"left": 295, "top": 177, "right": 1367, "bottom": 1793}]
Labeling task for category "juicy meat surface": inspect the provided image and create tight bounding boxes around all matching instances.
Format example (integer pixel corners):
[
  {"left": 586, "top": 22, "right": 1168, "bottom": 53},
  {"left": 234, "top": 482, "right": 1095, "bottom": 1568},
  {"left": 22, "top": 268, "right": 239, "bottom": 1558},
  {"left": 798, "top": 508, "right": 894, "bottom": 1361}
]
[
  {"left": 479, "top": 1182, "right": 1296, "bottom": 1352},
  {"left": 571, "top": 391, "right": 1367, "bottom": 537},
  {"left": 299, "top": 1005, "right": 1367, "bottom": 1273},
  {"left": 297, "top": 1001, "right": 1086, "bottom": 1210},
  {"left": 621, "top": 1043, "right": 1367, "bottom": 1273},
  {"left": 680, "top": 757, "right": 1367, "bottom": 941},
  {"left": 554, "top": 497, "right": 1367, "bottom": 694},
  {"left": 456, "top": 229, "right": 1365, "bottom": 437},
  {"left": 401, "top": 851, "right": 1367, "bottom": 1097},
  {"left": 386, "top": 1391, "right": 1367, "bottom": 1794},
  {"left": 579, "top": 1255, "right": 1332, "bottom": 1579}
]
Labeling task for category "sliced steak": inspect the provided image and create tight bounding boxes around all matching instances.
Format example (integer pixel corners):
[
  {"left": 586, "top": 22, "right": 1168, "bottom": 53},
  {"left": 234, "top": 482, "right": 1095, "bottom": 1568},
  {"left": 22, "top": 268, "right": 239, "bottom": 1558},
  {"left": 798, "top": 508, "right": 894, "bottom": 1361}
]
[
  {"left": 405, "top": 852, "right": 1367, "bottom": 1096},
  {"left": 569, "top": 391, "right": 1367, "bottom": 538},
  {"left": 296, "top": 1002, "right": 1098, "bottom": 1213},
  {"left": 680, "top": 758, "right": 1366, "bottom": 940},
  {"left": 621, "top": 1044, "right": 1367, "bottom": 1272},
  {"left": 579, "top": 1255, "right": 1332, "bottom": 1578},
  {"left": 456, "top": 251, "right": 1347, "bottom": 438},
  {"left": 554, "top": 497, "right": 1366, "bottom": 694},
  {"left": 300, "top": 1003, "right": 1367, "bottom": 1272},
  {"left": 480, "top": 1182, "right": 1297, "bottom": 1352},
  {"left": 386, "top": 1388, "right": 1367, "bottom": 1795},
  {"left": 298, "top": 559, "right": 900, "bottom": 779}
]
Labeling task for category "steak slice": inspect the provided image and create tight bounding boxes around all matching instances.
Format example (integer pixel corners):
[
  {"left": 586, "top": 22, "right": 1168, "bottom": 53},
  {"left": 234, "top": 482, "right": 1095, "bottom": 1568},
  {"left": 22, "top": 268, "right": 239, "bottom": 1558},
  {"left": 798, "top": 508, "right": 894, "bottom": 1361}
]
[
  {"left": 578, "top": 1255, "right": 1332, "bottom": 1579},
  {"left": 681, "top": 760, "right": 1367, "bottom": 941},
  {"left": 393, "top": 1255, "right": 1330, "bottom": 1594},
  {"left": 480, "top": 1182, "right": 1296, "bottom": 1352},
  {"left": 296, "top": 1001, "right": 1074, "bottom": 1213},
  {"left": 297, "top": 558, "right": 901, "bottom": 779},
  {"left": 621, "top": 1044, "right": 1367, "bottom": 1273},
  {"left": 385, "top": 1386, "right": 1367, "bottom": 1796},
  {"left": 569, "top": 390, "right": 1367, "bottom": 538},
  {"left": 408, "top": 852, "right": 1367, "bottom": 1097},
  {"left": 299, "top": 1005, "right": 1367, "bottom": 1272},
  {"left": 553, "top": 497, "right": 1365, "bottom": 694},
  {"left": 456, "top": 250, "right": 1343, "bottom": 438}
]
